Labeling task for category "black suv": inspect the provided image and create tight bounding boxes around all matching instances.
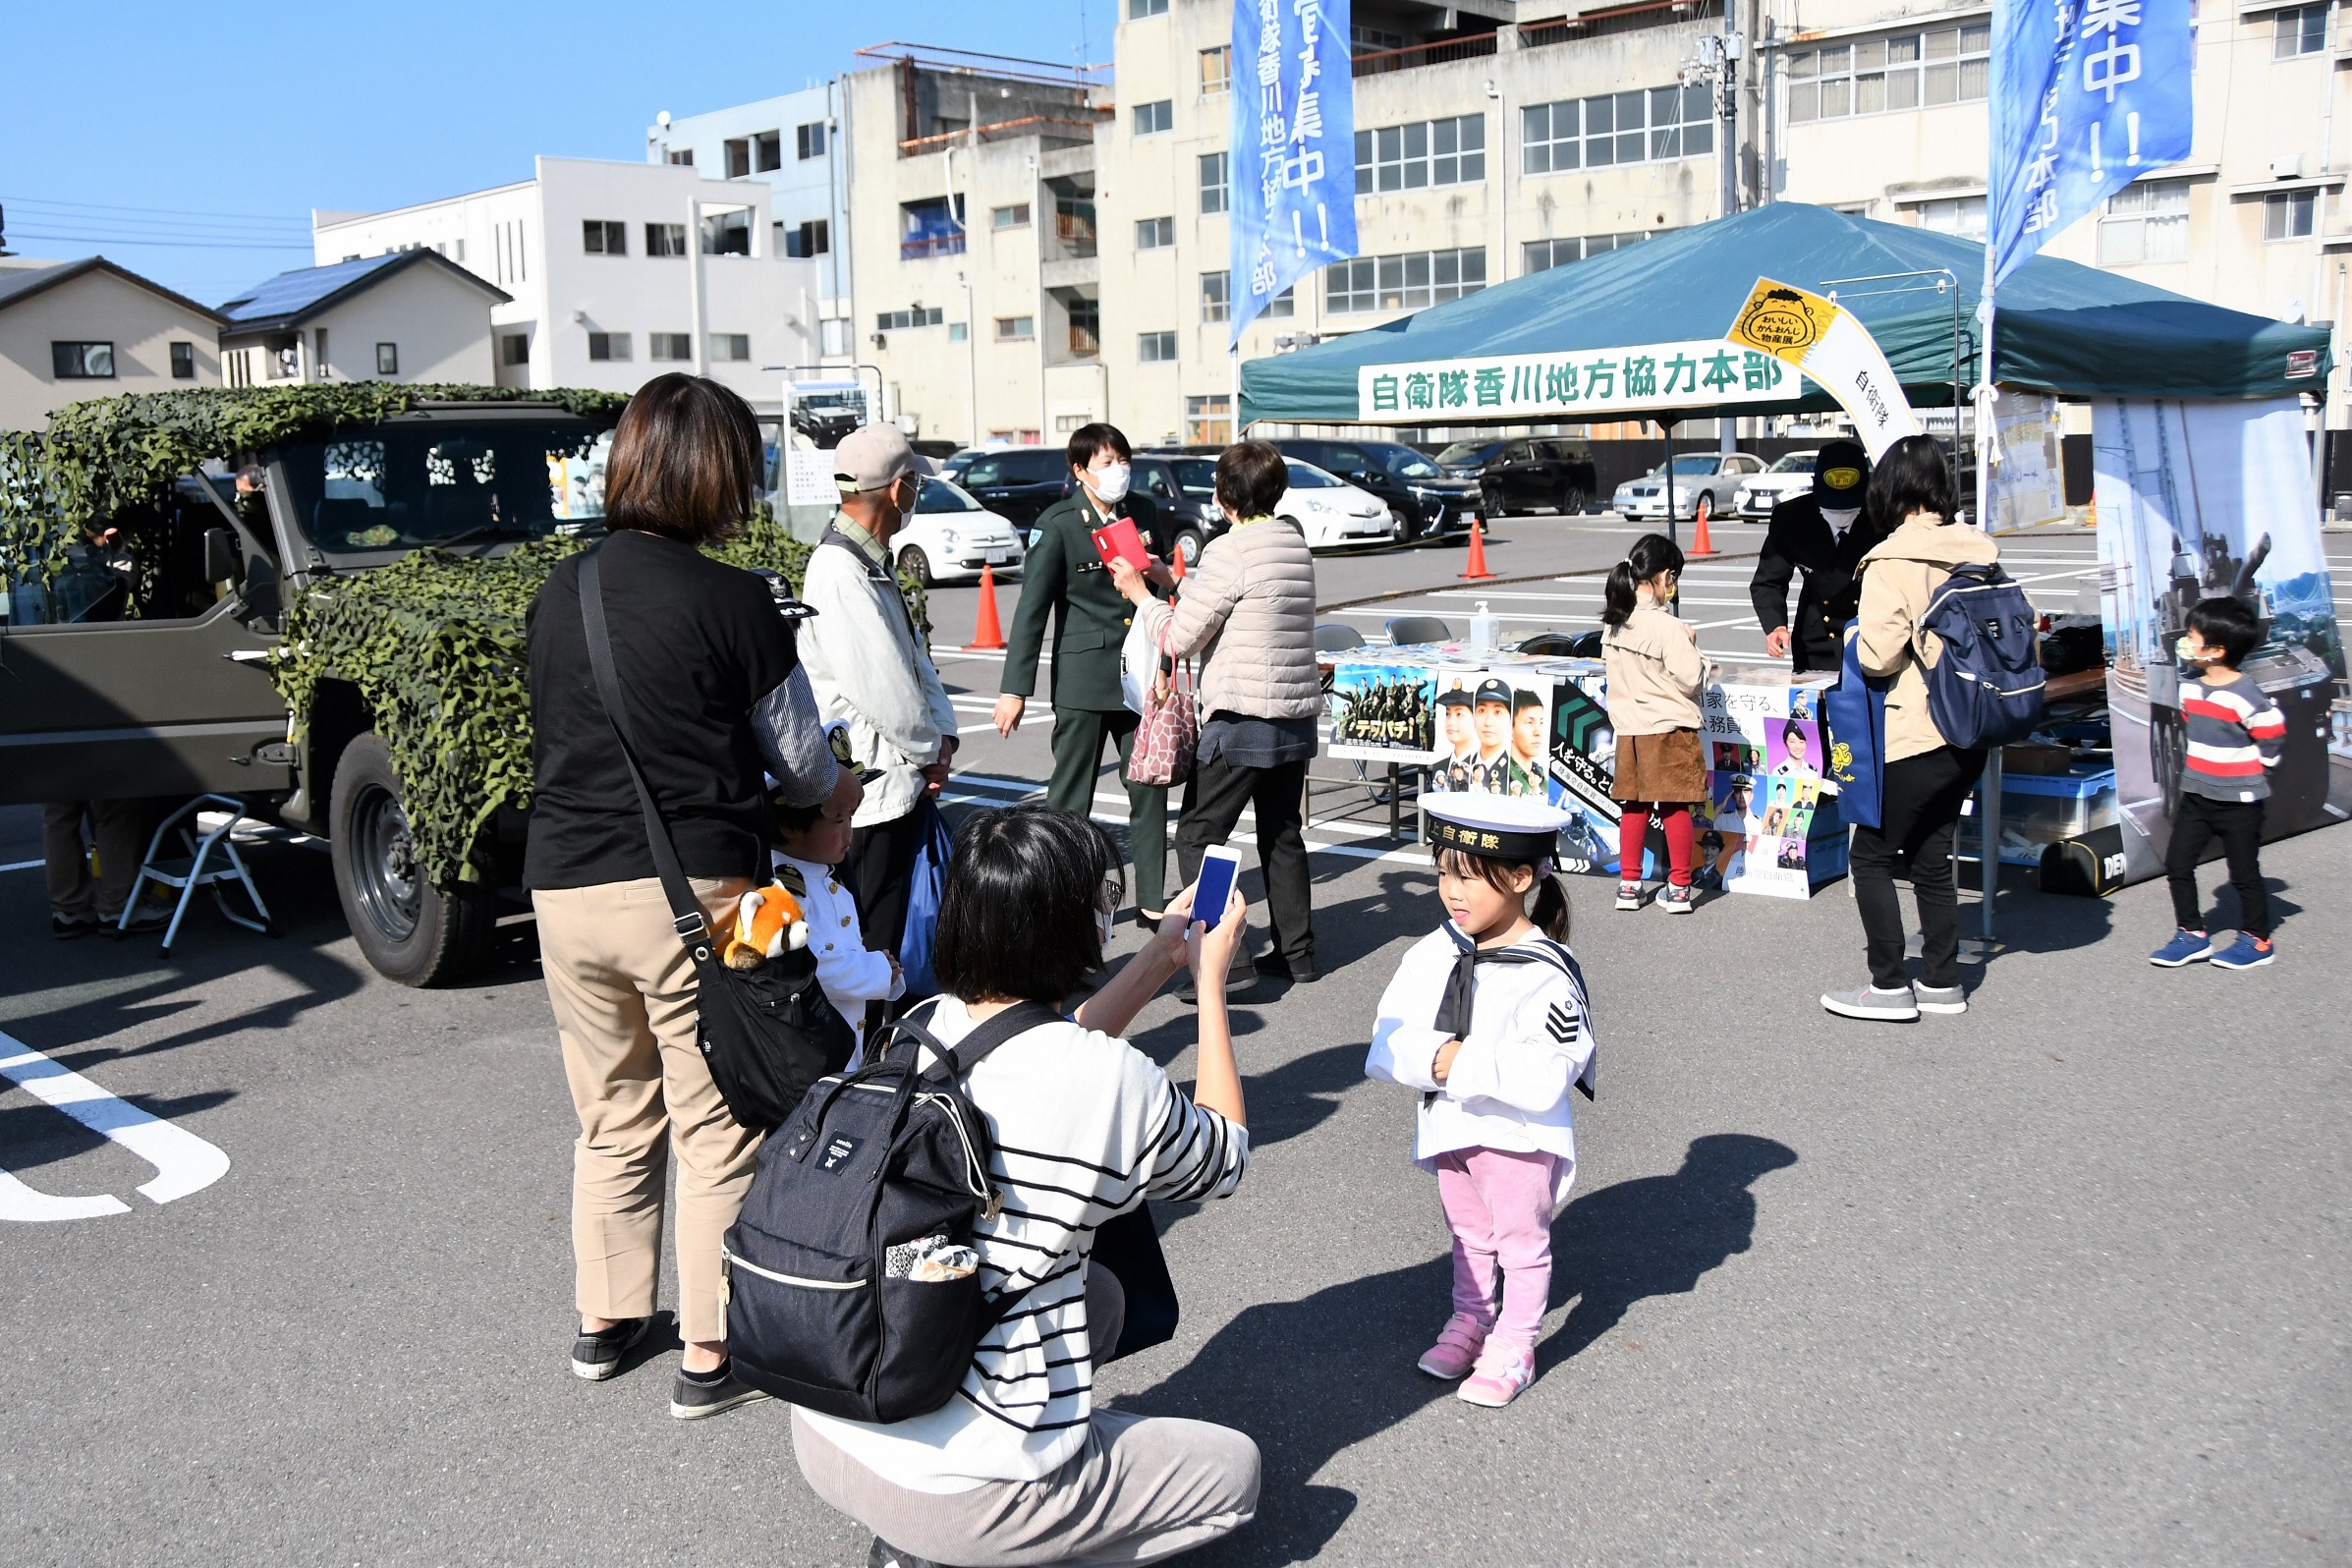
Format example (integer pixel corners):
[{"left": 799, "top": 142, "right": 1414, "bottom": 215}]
[
  {"left": 1270, "top": 437, "right": 1479, "bottom": 539},
  {"left": 952, "top": 447, "right": 1072, "bottom": 530},
  {"left": 1435, "top": 436, "right": 1598, "bottom": 518},
  {"left": 1132, "top": 453, "right": 1230, "bottom": 565}
]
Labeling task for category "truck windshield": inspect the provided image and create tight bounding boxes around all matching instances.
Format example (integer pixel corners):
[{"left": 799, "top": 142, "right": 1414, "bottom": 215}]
[{"left": 276, "top": 420, "right": 613, "bottom": 558}]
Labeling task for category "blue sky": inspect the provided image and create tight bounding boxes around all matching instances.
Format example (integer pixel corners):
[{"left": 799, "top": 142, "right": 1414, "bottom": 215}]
[{"left": 1, "top": 1, "right": 1113, "bottom": 306}]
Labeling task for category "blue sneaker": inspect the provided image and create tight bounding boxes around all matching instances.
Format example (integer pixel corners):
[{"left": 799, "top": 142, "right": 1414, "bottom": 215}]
[
  {"left": 2149, "top": 929, "right": 2213, "bottom": 967},
  {"left": 2208, "top": 934, "right": 2275, "bottom": 971}
]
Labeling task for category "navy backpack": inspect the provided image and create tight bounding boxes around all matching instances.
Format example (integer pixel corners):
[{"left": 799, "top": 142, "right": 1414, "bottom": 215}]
[{"left": 1915, "top": 562, "right": 2045, "bottom": 750}]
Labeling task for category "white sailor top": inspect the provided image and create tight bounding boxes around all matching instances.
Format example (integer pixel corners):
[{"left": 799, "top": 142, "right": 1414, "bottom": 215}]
[
  {"left": 772, "top": 850, "right": 904, "bottom": 1032},
  {"left": 1365, "top": 924, "right": 1597, "bottom": 1205}
]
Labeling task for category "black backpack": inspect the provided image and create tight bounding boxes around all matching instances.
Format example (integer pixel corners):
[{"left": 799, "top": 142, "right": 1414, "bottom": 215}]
[{"left": 720, "top": 999, "right": 1058, "bottom": 1423}]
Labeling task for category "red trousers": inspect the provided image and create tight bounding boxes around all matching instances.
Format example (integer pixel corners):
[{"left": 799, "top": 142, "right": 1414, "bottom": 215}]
[{"left": 1618, "top": 803, "right": 1696, "bottom": 886}]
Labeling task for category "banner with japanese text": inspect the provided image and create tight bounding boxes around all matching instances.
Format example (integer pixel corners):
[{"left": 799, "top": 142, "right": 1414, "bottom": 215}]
[
  {"left": 1726, "top": 278, "right": 1922, "bottom": 459},
  {"left": 1230, "top": 0, "right": 1358, "bottom": 346},
  {"left": 1353, "top": 340, "right": 1796, "bottom": 423},
  {"left": 1988, "top": 0, "right": 2193, "bottom": 287}
]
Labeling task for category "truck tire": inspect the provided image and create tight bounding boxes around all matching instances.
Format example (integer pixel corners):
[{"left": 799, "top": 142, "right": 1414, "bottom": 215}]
[{"left": 329, "top": 732, "right": 495, "bottom": 987}]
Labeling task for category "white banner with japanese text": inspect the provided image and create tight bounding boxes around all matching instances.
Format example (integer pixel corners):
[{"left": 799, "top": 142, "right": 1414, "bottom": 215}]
[{"left": 1353, "top": 339, "right": 1796, "bottom": 423}]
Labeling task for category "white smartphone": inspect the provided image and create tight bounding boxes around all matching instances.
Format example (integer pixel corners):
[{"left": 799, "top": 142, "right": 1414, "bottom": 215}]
[{"left": 1190, "top": 845, "right": 1243, "bottom": 930}]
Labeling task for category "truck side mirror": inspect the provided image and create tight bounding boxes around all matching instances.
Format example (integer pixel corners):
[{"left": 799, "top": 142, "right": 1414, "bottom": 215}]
[{"left": 202, "top": 527, "right": 239, "bottom": 585}]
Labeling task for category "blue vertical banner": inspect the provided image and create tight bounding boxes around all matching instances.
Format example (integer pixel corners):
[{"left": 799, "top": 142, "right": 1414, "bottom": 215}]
[
  {"left": 1988, "top": 0, "right": 2194, "bottom": 286},
  {"left": 1230, "top": 0, "right": 1358, "bottom": 347}
]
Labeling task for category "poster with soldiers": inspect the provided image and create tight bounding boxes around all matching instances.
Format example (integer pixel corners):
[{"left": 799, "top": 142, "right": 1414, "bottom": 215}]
[
  {"left": 1426, "top": 669, "right": 1551, "bottom": 800},
  {"left": 1326, "top": 661, "right": 1441, "bottom": 761}
]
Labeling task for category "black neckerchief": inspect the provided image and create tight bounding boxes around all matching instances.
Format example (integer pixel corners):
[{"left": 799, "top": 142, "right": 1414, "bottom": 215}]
[{"left": 1428, "top": 924, "right": 1597, "bottom": 1102}]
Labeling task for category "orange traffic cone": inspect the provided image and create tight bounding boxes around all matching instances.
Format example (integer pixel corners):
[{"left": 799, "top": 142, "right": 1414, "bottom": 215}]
[
  {"left": 1688, "top": 493, "right": 1716, "bottom": 558},
  {"left": 1459, "top": 517, "right": 1495, "bottom": 582},
  {"left": 1170, "top": 543, "right": 1187, "bottom": 581},
  {"left": 967, "top": 563, "right": 1007, "bottom": 650}
]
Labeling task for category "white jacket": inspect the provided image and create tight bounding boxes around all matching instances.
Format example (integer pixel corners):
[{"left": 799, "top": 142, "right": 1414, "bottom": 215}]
[
  {"left": 1364, "top": 925, "right": 1597, "bottom": 1205},
  {"left": 799, "top": 520, "right": 959, "bottom": 826},
  {"left": 772, "top": 851, "right": 902, "bottom": 1036}
]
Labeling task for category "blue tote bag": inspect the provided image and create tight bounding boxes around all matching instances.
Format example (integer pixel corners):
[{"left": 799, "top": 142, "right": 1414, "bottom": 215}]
[
  {"left": 896, "top": 796, "right": 955, "bottom": 997},
  {"left": 1822, "top": 623, "right": 1889, "bottom": 830}
]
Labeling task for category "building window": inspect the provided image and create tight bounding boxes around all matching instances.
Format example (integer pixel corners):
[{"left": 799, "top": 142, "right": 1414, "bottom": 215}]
[
  {"left": 901, "top": 196, "right": 967, "bottom": 259},
  {"left": 1199, "top": 151, "right": 1230, "bottom": 215},
  {"left": 1199, "top": 45, "right": 1232, "bottom": 93},
  {"left": 1356, "top": 115, "right": 1485, "bottom": 193},
  {"left": 583, "top": 219, "right": 628, "bottom": 255},
  {"left": 1910, "top": 195, "right": 1988, "bottom": 239},
  {"left": 2098, "top": 180, "right": 2192, "bottom": 264},
  {"left": 1521, "top": 231, "right": 1652, "bottom": 274},
  {"left": 992, "top": 202, "right": 1032, "bottom": 230},
  {"left": 948, "top": 321, "right": 969, "bottom": 343},
  {"left": 1186, "top": 393, "right": 1232, "bottom": 445},
  {"left": 169, "top": 341, "right": 196, "bottom": 379},
  {"left": 820, "top": 317, "right": 853, "bottom": 355},
  {"left": 798, "top": 121, "right": 828, "bottom": 160},
  {"left": 755, "top": 131, "right": 782, "bottom": 172},
  {"left": 786, "top": 219, "right": 830, "bottom": 257},
  {"left": 1521, "top": 86, "right": 1711, "bottom": 173},
  {"left": 1201, "top": 270, "right": 1230, "bottom": 323},
  {"left": 1068, "top": 298, "right": 1100, "bottom": 357},
  {"left": 645, "top": 222, "right": 688, "bottom": 256},
  {"left": 51, "top": 341, "right": 115, "bottom": 378},
  {"left": 1134, "top": 99, "right": 1174, "bottom": 136},
  {"left": 875, "top": 307, "right": 945, "bottom": 330},
  {"left": 667, "top": 148, "right": 695, "bottom": 166},
  {"left": 712, "top": 333, "right": 751, "bottom": 362},
  {"left": 1055, "top": 414, "right": 1089, "bottom": 433},
  {"left": 702, "top": 210, "right": 752, "bottom": 255},
  {"left": 375, "top": 342, "right": 400, "bottom": 374},
  {"left": 2265, "top": 189, "right": 2318, "bottom": 241},
  {"left": 1325, "top": 248, "right": 1487, "bottom": 314},
  {"left": 1140, "top": 331, "right": 1178, "bottom": 363},
  {"left": 2276, "top": 4, "right": 2328, "bottom": 57},
  {"left": 996, "top": 315, "right": 1036, "bottom": 342},
  {"left": 1788, "top": 24, "right": 1991, "bottom": 122},
  {"left": 1352, "top": 24, "right": 1407, "bottom": 52},
  {"left": 650, "top": 333, "right": 693, "bottom": 362},
  {"left": 501, "top": 332, "right": 531, "bottom": 366},
  {"left": 1268, "top": 283, "right": 1295, "bottom": 318},
  {"left": 1128, "top": 0, "right": 1168, "bottom": 17},
  {"left": 1137, "top": 215, "right": 1175, "bottom": 250},
  {"left": 313, "top": 327, "right": 330, "bottom": 374},
  {"left": 587, "top": 333, "right": 630, "bottom": 363},
  {"left": 725, "top": 138, "right": 753, "bottom": 179}
]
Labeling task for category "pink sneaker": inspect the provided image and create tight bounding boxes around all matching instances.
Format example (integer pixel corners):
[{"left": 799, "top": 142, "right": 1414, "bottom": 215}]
[
  {"left": 1415, "top": 1313, "right": 1489, "bottom": 1380},
  {"left": 1457, "top": 1340, "right": 1536, "bottom": 1407}
]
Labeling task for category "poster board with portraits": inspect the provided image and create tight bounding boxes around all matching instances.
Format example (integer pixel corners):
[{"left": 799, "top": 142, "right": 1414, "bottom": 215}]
[
  {"left": 1697, "top": 666, "right": 1846, "bottom": 899},
  {"left": 1326, "top": 659, "right": 1442, "bottom": 761}
]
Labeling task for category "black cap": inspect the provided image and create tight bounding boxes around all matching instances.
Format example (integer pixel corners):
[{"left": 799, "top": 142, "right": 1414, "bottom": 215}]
[
  {"left": 1814, "top": 440, "right": 1869, "bottom": 498},
  {"left": 1435, "top": 688, "right": 1474, "bottom": 708},
  {"left": 1474, "top": 678, "right": 1514, "bottom": 706}
]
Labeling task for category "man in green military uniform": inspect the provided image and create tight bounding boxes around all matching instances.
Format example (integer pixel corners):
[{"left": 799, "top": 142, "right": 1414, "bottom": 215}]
[{"left": 992, "top": 423, "right": 1171, "bottom": 921}]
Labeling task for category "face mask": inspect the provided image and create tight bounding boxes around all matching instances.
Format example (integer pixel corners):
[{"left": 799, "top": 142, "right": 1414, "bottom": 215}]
[
  {"left": 1820, "top": 506, "right": 1861, "bottom": 532},
  {"left": 1094, "top": 905, "right": 1116, "bottom": 949},
  {"left": 1092, "top": 463, "right": 1132, "bottom": 504},
  {"left": 2175, "top": 635, "right": 2204, "bottom": 663}
]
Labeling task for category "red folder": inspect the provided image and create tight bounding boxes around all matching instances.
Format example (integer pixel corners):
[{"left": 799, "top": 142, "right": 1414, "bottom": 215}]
[{"left": 1092, "top": 517, "right": 1152, "bottom": 573}]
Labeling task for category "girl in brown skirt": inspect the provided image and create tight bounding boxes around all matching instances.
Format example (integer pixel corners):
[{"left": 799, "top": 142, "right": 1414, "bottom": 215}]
[{"left": 1599, "top": 532, "right": 1708, "bottom": 913}]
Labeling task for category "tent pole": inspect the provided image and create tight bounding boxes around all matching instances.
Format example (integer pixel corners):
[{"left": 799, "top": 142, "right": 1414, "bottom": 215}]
[
  {"left": 1664, "top": 420, "right": 1677, "bottom": 556},
  {"left": 1977, "top": 241, "right": 1999, "bottom": 948}
]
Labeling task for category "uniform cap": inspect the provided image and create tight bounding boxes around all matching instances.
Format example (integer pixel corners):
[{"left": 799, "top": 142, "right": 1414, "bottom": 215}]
[
  {"left": 1813, "top": 439, "right": 1870, "bottom": 497},
  {"left": 1473, "top": 677, "right": 1514, "bottom": 706},
  {"left": 1435, "top": 688, "right": 1474, "bottom": 708},
  {"left": 1424, "top": 792, "right": 1573, "bottom": 862}
]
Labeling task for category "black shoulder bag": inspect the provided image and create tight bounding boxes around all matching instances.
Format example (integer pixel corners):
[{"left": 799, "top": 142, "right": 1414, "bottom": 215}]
[{"left": 578, "top": 544, "right": 855, "bottom": 1132}]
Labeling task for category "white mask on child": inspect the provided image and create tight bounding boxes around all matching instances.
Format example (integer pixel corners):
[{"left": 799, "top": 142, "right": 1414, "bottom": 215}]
[{"left": 1092, "top": 464, "right": 1132, "bottom": 505}]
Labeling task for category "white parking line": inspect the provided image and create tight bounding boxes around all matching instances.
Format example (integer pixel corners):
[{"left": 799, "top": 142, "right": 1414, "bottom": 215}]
[
  {"left": 0, "top": 859, "right": 40, "bottom": 874},
  {"left": 0, "top": 1031, "right": 232, "bottom": 1222}
]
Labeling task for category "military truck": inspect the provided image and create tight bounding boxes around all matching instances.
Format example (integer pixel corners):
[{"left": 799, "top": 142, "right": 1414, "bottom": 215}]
[{"left": 1, "top": 391, "right": 626, "bottom": 985}]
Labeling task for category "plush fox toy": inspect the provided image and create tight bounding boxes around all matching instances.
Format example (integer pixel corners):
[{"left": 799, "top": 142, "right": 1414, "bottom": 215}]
[{"left": 721, "top": 883, "right": 811, "bottom": 971}]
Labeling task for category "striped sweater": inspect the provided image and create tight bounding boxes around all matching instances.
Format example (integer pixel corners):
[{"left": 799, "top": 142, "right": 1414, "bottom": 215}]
[
  {"left": 2181, "top": 673, "right": 2287, "bottom": 802},
  {"left": 794, "top": 998, "right": 1249, "bottom": 1493}
]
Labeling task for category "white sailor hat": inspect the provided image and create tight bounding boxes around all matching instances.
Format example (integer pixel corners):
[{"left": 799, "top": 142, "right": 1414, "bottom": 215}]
[{"left": 1424, "top": 793, "right": 1574, "bottom": 862}]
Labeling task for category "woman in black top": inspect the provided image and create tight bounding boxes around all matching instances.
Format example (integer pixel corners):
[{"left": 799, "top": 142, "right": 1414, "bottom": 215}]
[{"left": 525, "top": 373, "right": 833, "bottom": 1421}]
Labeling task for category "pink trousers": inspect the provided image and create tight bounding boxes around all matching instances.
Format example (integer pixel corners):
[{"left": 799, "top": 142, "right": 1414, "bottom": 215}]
[{"left": 1434, "top": 1146, "right": 1563, "bottom": 1351}]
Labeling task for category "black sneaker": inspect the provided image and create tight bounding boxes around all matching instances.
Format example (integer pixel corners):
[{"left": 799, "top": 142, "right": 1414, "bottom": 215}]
[
  {"left": 869, "top": 1539, "right": 942, "bottom": 1568},
  {"left": 51, "top": 913, "right": 100, "bottom": 941},
  {"left": 569, "top": 1316, "right": 650, "bottom": 1380},
  {"left": 106, "top": 904, "right": 172, "bottom": 938},
  {"left": 1255, "top": 953, "right": 1316, "bottom": 982},
  {"left": 670, "top": 1358, "right": 769, "bottom": 1421}
]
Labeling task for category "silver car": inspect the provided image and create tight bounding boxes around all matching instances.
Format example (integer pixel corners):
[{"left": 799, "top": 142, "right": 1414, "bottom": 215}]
[{"left": 1610, "top": 452, "right": 1765, "bottom": 522}]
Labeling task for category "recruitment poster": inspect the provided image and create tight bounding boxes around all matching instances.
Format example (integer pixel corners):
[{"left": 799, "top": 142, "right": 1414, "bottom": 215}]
[
  {"left": 1326, "top": 660, "right": 1440, "bottom": 762},
  {"left": 2091, "top": 397, "right": 2351, "bottom": 885},
  {"left": 1427, "top": 667, "right": 1551, "bottom": 799},
  {"left": 1698, "top": 671, "right": 1843, "bottom": 898}
]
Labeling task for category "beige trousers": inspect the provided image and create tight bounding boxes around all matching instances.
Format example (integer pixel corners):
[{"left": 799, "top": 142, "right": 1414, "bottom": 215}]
[
  {"left": 44, "top": 800, "right": 148, "bottom": 921},
  {"left": 533, "top": 875, "right": 758, "bottom": 1345}
]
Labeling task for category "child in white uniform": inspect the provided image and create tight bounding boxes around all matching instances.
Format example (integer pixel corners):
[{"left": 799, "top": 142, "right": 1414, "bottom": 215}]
[
  {"left": 771, "top": 728, "right": 903, "bottom": 1044},
  {"left": 1366, "top": 794, "right": 1596, "bottom": 1409}
]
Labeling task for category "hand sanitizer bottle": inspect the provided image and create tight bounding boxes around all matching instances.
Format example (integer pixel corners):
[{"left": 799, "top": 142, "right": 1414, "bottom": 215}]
[{"left": 1470, "top": 600, "right": 1496, "bottom": 656}]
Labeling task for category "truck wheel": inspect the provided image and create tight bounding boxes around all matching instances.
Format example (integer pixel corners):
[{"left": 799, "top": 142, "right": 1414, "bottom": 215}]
[{"left": 329, "top": 732, "right": 495, "bottom": 987}]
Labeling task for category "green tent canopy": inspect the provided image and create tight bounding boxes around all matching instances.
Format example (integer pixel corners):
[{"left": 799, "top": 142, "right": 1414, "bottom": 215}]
[{"left": 1238, "top": 202, "right": 2332, "bottom": 427}]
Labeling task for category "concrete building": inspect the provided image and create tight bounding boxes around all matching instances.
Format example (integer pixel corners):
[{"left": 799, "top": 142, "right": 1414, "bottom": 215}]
[
  {"left": 216, "top": 251, "right": 507, "bottom": 388},
  {"left": 0, "top": 256, "right": 223, "bottom": 432},
  {"left": 311, "top": 157, "right": 821, "bottom": 416}
]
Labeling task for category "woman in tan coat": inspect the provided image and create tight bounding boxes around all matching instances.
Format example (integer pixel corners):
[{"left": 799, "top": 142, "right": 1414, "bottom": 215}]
[
  {"left": 1820, "top": 435, "right": 2000, "bottom": 1024},
  {"left": 1600, "top": 532, "right": 1708, "bottom": 913}
]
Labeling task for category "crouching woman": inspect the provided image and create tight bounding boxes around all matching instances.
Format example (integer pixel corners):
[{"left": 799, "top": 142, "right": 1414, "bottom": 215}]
[{"left": 791, "top": 806, "right": 1259, "bottom": 1568}]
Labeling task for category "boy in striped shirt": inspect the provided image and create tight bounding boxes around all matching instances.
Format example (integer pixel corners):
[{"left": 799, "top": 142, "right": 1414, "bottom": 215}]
[{"left": 2152, "top": 597, "right": 2288, "bottom": 971}]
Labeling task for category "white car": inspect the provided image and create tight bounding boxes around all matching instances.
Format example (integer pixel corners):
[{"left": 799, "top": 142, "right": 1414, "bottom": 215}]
[
  {"left": 1734, "top": 450, "right": 1820, "bottom": 520},
  {"left": 1276, "top": 458, "right": 1402, "bottom": 550},
  {"left": 1611, "top": 453, "right": 1764, "bottom": 522},
  {"left": 892, "top": 477, "right": 1028, "bottom": 586}
]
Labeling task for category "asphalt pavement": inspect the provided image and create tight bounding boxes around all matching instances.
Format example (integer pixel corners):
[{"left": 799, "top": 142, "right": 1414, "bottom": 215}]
[{"left": 3, "top": 512, "right": 2347, "bottom": 1565}]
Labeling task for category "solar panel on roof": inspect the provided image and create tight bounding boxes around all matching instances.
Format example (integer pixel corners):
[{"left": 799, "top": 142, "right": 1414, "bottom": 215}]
[{"left": 217, "top": 252, "right": 409, "bottom": 323}]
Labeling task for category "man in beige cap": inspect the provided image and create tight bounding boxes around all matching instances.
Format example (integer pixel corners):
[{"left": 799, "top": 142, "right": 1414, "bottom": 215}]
[{"left": 797, "top": 423, "right": 958, "bottom": 983}]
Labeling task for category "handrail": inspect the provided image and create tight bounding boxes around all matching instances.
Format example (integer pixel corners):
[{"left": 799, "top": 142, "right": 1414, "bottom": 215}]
[
  {"left": 855, "top": 40, "right": 1111, "bottom": 87},
  {"left": 1349, "top": 30, "right": 1499, "bottom": 77},
  {"left": 898, "top": 112, "right": 1111, "bottom": 156}
]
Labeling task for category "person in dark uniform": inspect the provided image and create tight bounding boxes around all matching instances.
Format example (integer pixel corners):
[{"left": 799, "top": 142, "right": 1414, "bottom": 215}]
[
  {"left": 993, "top": 423, "right": 1172, "bottom": 921},
  {"left": 1747, "top": 440, "right": 1887, "bottom": 674}
]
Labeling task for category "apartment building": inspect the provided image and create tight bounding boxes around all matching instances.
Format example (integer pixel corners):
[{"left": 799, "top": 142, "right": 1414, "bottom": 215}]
[{"left": 311, "top": 157, "right": 820, "bottom": 415}]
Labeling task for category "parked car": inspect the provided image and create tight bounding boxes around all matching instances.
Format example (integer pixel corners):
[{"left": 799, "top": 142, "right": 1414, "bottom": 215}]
[
  {"left": 1275, "top": 458, "right": 1399, "bottom": 550},
  {"left": 1611, "top": 452, "right": 1765, "bottom": 522},
  {"left": 1434, "top": 435, "right": 1598, "bottom": 517},
  {"left": 954, "top": 446, "right": 1071, "bottom": 529},
  {"left": 894, "top": 477, "right": 1027, "bottom": 586},
  {"left": 1269, "top": 437, "right": 1480, "bottom": 539},
  {"left": 1131, "top": 453, "right": 1229, "bottom": 565},
  {"left": 1734, "top": 450, "right": 1820, "bottom": 519}
]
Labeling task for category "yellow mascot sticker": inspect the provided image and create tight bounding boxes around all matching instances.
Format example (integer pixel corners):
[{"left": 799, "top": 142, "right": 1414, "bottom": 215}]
[{"left": 1728, "top": 277, "right": 1835, "bottom": 365}]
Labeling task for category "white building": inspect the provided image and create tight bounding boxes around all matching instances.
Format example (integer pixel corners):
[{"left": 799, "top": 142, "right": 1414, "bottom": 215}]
[
  {"left": 0, "top": 256, "right": 223, "bottom": 432},
  {"left": 216, "top": 250, "right": 506, "bottom": 388},
  {"left": 312, "top": 157, "right": 821, "bottom": 416}
]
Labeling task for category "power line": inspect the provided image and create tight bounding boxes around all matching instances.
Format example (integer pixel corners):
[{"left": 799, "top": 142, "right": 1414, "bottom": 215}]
[
  {"left": 7, "top": 230, "right": 313, "bottom": 252},
  {"left": 3, "top": 194, "right": 315, "bottom": 228}
]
